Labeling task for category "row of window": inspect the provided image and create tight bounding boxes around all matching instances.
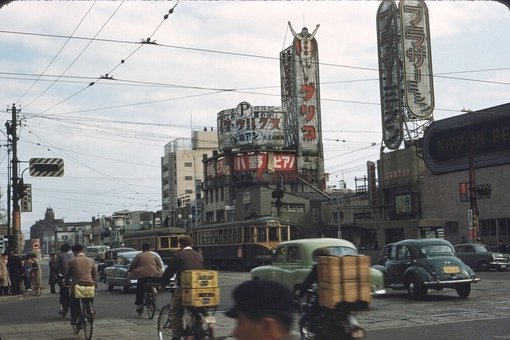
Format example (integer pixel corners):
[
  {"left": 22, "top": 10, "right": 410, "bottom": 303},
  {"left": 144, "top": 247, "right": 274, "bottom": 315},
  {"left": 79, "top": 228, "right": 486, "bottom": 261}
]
[{"left": 193, "top": 226, "right": 289, "bottom": 246}]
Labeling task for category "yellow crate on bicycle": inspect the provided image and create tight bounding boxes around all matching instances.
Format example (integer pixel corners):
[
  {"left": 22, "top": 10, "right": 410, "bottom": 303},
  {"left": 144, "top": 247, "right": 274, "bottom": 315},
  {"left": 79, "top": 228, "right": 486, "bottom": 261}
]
[
  {"left": 181, "top": 287, "right": 220, "bottom": 307},
  {"left": 181, "top": 270, "right": 218, "bottom": 289}
]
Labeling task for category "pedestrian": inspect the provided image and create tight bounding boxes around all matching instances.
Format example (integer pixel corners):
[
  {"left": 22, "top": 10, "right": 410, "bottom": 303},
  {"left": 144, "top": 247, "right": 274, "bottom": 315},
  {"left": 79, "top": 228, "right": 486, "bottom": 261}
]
[
  {"left": 461, "top": 236, "right": 467, "bottom": 243},
  {"left": 7, "top": 250, "right": 23, "bottom": 295},
  {"left": 498, "top": 239, "right": 507, "bottom": 253},
  {"left": 48, "top": 253, "right": 58, "bottom": 294},
  {"left": 225, "top": 280, "right": 300, "bottom": 340},
  {"left": 56, "top": 244, "right": 74, "bottom": 317},
  {"left": 22, "top": 254, "right": 32, "bottom": 292},
  {"left": 161, "top": 236, "right": 204, "bottom": 340},
  {"left": 0, "top": 252, "right": 11, "bottom": 296},
  {"left": 29, "top": 254, "right": 42, "bottom": 296},
  {"left": 64, "top": 244, "right": 96, "bottom": 326},
  {"left": 127, "top": 243, "right": 163, "bottom": 315}
]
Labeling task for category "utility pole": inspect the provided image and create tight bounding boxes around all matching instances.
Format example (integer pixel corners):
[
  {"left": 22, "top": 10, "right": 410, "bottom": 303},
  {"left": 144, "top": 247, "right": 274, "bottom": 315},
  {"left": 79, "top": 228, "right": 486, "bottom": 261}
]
[{"left": 6, "top": 104, "right": 21, "bottom": 253}]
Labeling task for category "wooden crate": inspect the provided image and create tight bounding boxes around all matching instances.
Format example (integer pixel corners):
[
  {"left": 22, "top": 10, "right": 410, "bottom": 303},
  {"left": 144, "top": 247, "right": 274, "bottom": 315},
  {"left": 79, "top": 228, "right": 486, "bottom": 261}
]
[
  {"left": 181, "top": 287, "right": 220, "bottom": 307},
  {"left": 318, "top": 281, "right": 372, "bottom": 310},
  {"left": 181, "top": 270, "right": 219, "bottom": 289},
  {"left": 317, "top": 256, "right": 371, "bottom": 283}
]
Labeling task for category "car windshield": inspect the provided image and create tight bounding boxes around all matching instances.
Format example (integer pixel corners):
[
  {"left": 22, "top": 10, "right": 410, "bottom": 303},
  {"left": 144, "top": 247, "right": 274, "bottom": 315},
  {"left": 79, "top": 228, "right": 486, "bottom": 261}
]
[
  {"left": 420, "top": 244, "right": 454, "bottom": 255},
  {"left": 312, "top": 246, "right": 358, "bottom": 261}
]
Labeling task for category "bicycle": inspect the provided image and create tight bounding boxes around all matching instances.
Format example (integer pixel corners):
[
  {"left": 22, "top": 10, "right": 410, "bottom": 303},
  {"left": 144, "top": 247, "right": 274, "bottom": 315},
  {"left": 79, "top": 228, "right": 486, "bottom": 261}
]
[
  {"left": 138, "top": 278, "right": 160, "bottom": 319},
  {"left": 72, "top": 296, "right": 95, "bottom": 340},
  {"left": 157, "top": 289, "right": 216, "bottom": 340}
]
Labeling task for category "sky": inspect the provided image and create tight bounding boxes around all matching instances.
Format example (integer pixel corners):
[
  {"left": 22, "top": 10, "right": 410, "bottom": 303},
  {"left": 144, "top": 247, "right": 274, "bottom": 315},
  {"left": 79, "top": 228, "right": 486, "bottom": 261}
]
[{"left": 0, "top": 0, "right": 508, "bottom": 236}]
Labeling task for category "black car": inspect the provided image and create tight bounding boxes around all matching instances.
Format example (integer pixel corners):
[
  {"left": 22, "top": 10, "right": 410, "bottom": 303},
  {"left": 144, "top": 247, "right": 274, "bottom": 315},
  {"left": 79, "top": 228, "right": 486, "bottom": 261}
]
[
  {"left": 373, "top": 238, "right": 480, "bottom": 299},
  {"left": 454, "top": 243, "right": 509, "bottom": 272},
  {"left": 98, "top": 247, "right": 135, "bottom": 281}
]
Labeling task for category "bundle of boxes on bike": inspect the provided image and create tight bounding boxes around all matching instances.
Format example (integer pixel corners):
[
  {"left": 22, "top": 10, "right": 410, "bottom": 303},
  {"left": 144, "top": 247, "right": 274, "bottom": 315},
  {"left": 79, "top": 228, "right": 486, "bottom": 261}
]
[
  {"left": 181, "top": 270, "right": 220, "bottom": 307},
  {"left": 317, "top": 255, "right": 372, "bottom": 311}
]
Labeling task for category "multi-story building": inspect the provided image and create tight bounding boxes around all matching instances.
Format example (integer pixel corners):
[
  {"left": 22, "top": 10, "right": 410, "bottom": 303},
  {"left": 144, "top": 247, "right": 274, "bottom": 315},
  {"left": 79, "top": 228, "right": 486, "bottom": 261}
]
[{"left": 161, "top": 129, "right": 218, "bottom": 226}]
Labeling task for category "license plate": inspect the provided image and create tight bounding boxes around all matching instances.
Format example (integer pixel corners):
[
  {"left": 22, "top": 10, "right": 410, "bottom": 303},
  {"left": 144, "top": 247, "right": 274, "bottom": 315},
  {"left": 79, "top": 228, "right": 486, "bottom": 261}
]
[
  {"left": 205, "top": 316, "right": 216, "bottom": 324},
  {"left": 443, "top": 266, "right": 460, "bottom": 274},
  {"left": 501, "top": 265, "right": 506, "bottom": 269}
]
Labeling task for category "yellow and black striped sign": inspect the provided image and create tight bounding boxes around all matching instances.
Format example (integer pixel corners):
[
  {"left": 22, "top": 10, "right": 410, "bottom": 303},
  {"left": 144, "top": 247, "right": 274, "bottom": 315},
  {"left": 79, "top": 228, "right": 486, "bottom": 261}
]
[{"left": 29, "top": 158, "right": 64, "bottom": 177}]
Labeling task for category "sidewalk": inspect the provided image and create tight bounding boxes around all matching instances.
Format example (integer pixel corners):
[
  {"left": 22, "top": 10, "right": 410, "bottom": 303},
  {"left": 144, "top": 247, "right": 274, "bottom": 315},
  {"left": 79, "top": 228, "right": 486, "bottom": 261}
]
[{"left": 0, "top": 293, "right": 238, "bottom": 340}]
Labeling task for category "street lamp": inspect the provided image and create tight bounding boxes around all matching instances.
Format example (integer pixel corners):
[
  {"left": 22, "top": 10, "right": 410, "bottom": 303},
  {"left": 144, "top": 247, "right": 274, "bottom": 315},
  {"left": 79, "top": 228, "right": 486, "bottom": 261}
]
[{"left": 178, "top": 214, "right": 192, "bottom": 233}]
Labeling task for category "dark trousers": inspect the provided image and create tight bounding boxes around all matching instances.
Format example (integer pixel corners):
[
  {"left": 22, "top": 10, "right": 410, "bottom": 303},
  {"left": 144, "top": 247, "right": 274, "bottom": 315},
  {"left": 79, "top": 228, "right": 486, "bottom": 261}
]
[
  {"left": 69, "top": 292, "right": 94, "bottom": 322},
  {"left": 0, "top": 286, "right": 9, "bottom": 295},
  {"left": 9, "top": 274, "right": 21, "bottom": 295},
  {"left": 135, "top": 278, "right": 148, "bottom": 306},
  {"left": 59, "top": 283, "right": 71, "bottom": 309}
]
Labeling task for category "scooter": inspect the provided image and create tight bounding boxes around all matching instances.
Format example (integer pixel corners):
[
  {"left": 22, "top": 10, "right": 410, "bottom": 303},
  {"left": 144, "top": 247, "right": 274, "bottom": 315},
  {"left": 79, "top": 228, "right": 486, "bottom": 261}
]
[{"left": 298, "top": 284, "right": 365, "bottom": 340}]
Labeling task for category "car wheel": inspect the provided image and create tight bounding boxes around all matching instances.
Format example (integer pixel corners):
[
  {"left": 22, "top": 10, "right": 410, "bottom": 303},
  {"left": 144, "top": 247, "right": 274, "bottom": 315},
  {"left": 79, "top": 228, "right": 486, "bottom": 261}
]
[
  {"left": 477, "top": 261, "right": 489, "bottom": 272},
  {"left": 107, "top": 283, "right": 114, "bottom": 292},
  {"left": 455, "top": 284, "right": 471, "bottom": 298},
  {"left": 406, "top": 276, "right": 427, "bottom": 299}
]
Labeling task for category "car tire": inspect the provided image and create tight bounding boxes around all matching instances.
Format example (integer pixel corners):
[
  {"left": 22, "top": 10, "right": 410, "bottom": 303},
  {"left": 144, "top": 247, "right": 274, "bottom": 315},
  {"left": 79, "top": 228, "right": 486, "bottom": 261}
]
[
  {"left": 107, "top": 283, "right": 114, "bottom": 292},
  {"left": 477, "top": 261, "right": 489, "bottom": 272},
  {"left": 455, "top": 284, "right": 471, "bottom": 298},
  {"left": 406, "top": 276, "right": 427, "bottom": 299}
]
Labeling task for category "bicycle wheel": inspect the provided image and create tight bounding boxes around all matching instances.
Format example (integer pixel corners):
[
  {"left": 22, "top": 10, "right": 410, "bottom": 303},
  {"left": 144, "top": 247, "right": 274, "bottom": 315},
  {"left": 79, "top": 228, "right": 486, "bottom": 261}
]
[
  {"left": 83, "top": 316, "right": 93, "bottom": 340},
  {"left": 157, "top": 304, "right": 173, "bottom": 340},
  {"left": 146, "top": 287, "right": 156, "bottom": 319},
  {"left": 72, "top": 322, "right": 80, "bottom": 334}
]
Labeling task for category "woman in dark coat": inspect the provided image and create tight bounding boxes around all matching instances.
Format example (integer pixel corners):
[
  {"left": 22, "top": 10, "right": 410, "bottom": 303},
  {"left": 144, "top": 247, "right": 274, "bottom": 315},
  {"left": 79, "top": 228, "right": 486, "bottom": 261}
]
[{"left": 48, "top": 253, "right": 58, "bottom": 294}]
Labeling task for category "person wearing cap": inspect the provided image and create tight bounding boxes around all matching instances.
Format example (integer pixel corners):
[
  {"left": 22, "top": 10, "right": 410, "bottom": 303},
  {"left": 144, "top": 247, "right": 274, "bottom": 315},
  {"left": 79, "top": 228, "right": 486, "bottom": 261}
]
[
  {"left": 225, "top": 280, "right": 300, "bottom": 340},
  {"left": 161, "top": 236, "right": 204, "bottom": 340}
]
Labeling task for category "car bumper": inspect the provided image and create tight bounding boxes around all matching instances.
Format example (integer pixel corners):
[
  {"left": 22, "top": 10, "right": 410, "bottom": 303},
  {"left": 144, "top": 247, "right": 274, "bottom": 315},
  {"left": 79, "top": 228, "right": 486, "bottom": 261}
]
[
  {"left": 424, "top": 277, "right": 480, "bottom": 288},
  {"left": 490, "top": 261, "right": 509, "bottom": 268}
]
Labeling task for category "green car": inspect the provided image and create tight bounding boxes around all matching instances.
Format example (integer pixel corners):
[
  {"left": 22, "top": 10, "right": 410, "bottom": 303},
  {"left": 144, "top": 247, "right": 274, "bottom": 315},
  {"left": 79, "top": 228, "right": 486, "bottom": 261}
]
[
  {"left": 250, "top": 238, "right": 385, "bottom": 294},
  {"left": 373, "top": 238, "right": 480, "bottom": 299}
]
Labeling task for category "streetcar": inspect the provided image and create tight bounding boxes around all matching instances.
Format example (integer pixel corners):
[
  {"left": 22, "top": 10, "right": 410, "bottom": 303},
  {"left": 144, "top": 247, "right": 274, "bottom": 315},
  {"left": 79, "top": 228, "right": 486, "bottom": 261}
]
[
  {"left": 191, "top": 216, "right": 292, "bottom": 270},
  {"left": 123, "top": 227, "right": 187, "bottom": 264}
]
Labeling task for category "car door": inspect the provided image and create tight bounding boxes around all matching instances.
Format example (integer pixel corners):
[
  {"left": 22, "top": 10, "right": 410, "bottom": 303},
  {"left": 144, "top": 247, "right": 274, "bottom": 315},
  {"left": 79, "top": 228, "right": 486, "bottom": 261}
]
[
  {"left": 457, "top": 245, "right": 476, "bottom": 268},
  {"left": 388, "top": 245, "right": 411, "bottom": 287}
]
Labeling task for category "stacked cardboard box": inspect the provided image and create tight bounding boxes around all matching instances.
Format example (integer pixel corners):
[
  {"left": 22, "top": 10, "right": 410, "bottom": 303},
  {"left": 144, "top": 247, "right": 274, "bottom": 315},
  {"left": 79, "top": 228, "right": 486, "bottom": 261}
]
[
  {"left": 181, "top": 270, "right": 220, "bottom": 307},
  {"left": 317, "top": 255, "right": 372, "bottom": 310}
]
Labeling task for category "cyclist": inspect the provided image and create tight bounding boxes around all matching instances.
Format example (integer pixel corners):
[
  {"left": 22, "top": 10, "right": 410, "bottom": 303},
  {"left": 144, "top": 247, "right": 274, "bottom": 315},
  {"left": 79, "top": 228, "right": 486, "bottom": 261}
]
[
  {"left": 161, "top": 236, "right": 204, "bottom": 340},
  {"left": 127, "top": 243, "right": 164, "bottom": 314},
  {"left": 64, "top": 244, "right": 97, "bottom": 326}
]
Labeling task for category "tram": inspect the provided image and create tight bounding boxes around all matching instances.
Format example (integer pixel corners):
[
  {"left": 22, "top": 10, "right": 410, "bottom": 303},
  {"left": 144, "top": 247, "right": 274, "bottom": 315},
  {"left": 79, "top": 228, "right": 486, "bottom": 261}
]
[{"left": 191, "top": 216, "right": 292, "bottom": 270}]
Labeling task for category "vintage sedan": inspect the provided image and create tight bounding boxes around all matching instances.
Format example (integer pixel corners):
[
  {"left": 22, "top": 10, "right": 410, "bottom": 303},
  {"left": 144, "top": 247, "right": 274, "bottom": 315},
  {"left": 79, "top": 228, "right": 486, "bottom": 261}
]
[
  {"left": 103, "top": 250, "right": 164, "bottom": 292},
  {"left": 250, "top": 238, "right": 385, "bottom": 294},
  {"left": 373, "top": 238, "right": 480, "bottom": 299},
  {"left": 98, "top": 247, "right": 136, "bottom": 281},
  {"left": 454, "top": 243, "right": 509, "bottom": 272}
]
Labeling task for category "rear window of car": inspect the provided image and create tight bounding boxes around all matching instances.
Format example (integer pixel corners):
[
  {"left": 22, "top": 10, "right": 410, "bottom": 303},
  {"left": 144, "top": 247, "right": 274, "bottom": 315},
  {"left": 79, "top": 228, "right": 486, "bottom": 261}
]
[
  {"left": 312, "top": 246, "right": 358, "bottom": 261},
  {"left": 421, "top": 245, "right": 454, "bottom": 255}
]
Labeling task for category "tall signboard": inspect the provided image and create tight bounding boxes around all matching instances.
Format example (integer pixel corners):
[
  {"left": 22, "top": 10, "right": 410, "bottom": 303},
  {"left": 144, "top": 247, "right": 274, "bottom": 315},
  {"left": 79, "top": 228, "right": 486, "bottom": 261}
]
[
  {"left": 281, "top": 23, "right": 323, "bottom": 157},
  {"left": 376, "top": 0, "right": 403, "bottom": 150},
  {"left": 400, "top": 0, "right": 434, "bottom": 119}
]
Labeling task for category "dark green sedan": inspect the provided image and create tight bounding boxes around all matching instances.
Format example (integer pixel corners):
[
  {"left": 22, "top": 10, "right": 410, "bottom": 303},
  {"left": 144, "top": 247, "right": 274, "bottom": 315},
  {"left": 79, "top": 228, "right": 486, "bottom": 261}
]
[{"left": 373, "top": 238, "right": 480, "bottom": 299}]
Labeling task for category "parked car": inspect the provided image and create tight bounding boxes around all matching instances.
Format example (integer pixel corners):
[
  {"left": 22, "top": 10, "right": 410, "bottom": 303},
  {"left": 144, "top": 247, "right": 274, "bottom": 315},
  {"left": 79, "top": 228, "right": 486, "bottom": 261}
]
[
  {"left": 103, "top": 250, "right": 164, "bottom": 292},
  {"left": 250, "top": 238, "right": 385, "bottom": 294},
  {"left": 98, "top": 247, "right": 136, "bottom": 281},
  {"left": 373, "top": 238, "right": 480, "bottom": 299},
  {"left": 454, "top": 243, "right": 509, "bottom": 272}
]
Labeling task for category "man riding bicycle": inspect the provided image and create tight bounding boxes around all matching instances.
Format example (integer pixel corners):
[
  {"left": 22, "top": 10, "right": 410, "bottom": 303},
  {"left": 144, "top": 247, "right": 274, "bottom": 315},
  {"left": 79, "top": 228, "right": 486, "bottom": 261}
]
[
  {"left": 64, "top": 244, "right": 97, "bottom": 326},
  {"left": 128, "top": 243, "right": 164, "bottom": 314},
  {"left": 161, "top": 236, "right": 204, "bottom": 340}
]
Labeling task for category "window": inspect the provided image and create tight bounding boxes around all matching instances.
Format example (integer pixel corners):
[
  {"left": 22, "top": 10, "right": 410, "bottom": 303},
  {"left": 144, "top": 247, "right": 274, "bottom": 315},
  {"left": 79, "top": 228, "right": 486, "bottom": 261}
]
[
  {"left": 396, "top": 246, "right": 410, "bottom": 260},
  {"left": 185, "top": 189, "right": 193, "bottom": 194},
  {"left": 185, "top": 176, "right": 193, "bottom": 181},
  {"left": 287, "top": 246, "right": 301, "bottom": 262},
  {"left": 273, "top": 247, "right": 286, "bottom": 263},
  {"left": 184, "top": 162, "right": 192, "bottom": 167}
]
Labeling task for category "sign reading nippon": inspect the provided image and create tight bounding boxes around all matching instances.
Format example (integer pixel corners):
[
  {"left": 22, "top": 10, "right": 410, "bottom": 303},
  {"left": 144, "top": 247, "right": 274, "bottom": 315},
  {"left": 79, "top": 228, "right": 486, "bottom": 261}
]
[{"left": 423, "top": 111, "right": 510, "bottom": 174}]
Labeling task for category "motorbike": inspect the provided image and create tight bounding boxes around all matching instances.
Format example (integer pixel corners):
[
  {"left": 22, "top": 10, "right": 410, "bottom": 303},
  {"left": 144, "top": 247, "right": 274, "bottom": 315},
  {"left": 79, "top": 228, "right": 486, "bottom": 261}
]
[{"left": 298, "top": 283, "right": 365, "bottom": 340}]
